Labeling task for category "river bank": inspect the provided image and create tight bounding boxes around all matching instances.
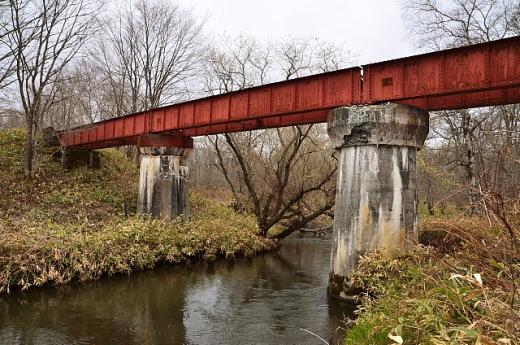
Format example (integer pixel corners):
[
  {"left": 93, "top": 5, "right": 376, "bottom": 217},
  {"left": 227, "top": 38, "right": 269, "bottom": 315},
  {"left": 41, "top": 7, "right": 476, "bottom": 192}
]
[
  {"left": 0, "top": 129, "right": 276, "bottom": 293},
  {"left": 343, "top": 217, "right": 520, "bottom": 344},
  {"left": 1, "top": 235, "right": 349, "bottom": 345}
]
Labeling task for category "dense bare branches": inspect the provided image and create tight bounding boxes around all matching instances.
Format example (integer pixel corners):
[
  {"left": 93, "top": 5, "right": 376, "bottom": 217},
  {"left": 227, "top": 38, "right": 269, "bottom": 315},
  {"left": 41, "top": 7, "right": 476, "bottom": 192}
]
[
  {"left": 43, "top": 62, "right": 108, "bottom": 128},
  {"left": 197, "top": 36, "right": 353, "bottom": 237},
  {"left": 278, "top": 38, "right": 312, "bottom": 80},
  {"left": 2, "top": 0, "right": 102, "bottom": 177},
  {"left": 404, "top": 0, "right": 520, "bottom": 214},
  {"left": 404, "top": 0, "right": 520, "bottom": 49},
  {"left": 209, "top": 126, "right": 336, "bottom": 238},
  {"left": 0, "top": 0, "right": 15, "bottom": 90},
  {"left": 278, "top": 37, "right": 354, "bottom": 79},
  {"left": 96, "top": 0, "right": 204, "bottom": 113},
  {"left": 203, "top": 36, "right": 272, "bottom": 94},
  {"left": 202, "top": 35, "right": 354, "bottom": 93}
]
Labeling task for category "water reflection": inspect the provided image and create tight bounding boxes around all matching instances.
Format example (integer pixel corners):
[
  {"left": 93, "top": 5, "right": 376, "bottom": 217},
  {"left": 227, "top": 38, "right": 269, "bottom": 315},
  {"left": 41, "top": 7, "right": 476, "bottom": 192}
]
[{"left": 0, "top": 235, "right": 354, "bottom": 345}]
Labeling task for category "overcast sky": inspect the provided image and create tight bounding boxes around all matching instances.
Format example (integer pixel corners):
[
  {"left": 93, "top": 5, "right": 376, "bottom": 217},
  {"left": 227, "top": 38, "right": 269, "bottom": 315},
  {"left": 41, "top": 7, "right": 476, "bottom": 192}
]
[{"left": 180, "top": 0, "right": 418, "bottom": 65}]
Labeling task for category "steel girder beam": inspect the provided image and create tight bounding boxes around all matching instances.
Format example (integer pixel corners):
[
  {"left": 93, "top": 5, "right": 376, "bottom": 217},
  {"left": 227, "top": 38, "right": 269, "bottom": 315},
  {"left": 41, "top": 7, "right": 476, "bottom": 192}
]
[{"left": 59, "top": 36, "right": 520, "bottom": 149}]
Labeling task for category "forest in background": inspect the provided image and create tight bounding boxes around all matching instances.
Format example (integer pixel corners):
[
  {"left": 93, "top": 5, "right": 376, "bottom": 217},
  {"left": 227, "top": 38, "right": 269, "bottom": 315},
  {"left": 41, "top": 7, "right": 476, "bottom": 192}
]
[{"left": 0, "top": 0, "right": 519, "bottom": 248}]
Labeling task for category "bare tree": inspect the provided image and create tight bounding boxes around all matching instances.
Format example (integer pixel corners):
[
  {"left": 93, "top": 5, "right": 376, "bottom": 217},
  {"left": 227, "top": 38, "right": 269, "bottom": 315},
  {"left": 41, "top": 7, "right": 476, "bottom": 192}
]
[
  {"left": 43, "top": 61, "right": 105, "bottom": 129},
  {"left": 278, "top": 38, "right": 313, "bottom": 80},
  {"left": 404, "top": 0, "right": 520, "bottom": 49},
  {"left": 403, "top": 0, "right": 520, "bottom": 213},
  {"left": 211, "top": 127, "right": 336, "bottom": 238},
  {"left": 89, "top": 0, "right": 204, "bottom": 163},
  {"left": 0, "top": 0, "right": 15, "bottom": 89},
  {"left": 96, "top": 0, "right": 204, "bottom": 114},
  {"left": 201, "top": 36, "right": 353, "bottom": 238},
  {"left": 2, "top": 0, "right": 101, "bottom": 177},
  {"left": 203, "top": 35, "right": 273, "bottom": 94},
  {"left": 137, "top": 0, "right": 203, "bottom": 109},
  {"left": 93, "top": 39, "right": 130, "bottom": 118},
  {"left": 312, "top": 39, "right": 355, "bottom": 73},
  {"left": 278, "top": 37, "right": 354, "bottom": 79}
]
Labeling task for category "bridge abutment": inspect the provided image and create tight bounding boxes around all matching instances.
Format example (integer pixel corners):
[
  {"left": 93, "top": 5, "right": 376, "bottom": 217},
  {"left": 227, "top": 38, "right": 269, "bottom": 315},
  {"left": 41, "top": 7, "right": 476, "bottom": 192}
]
[
  {"left": 327, "top": 103, "right": 429, "bottom": 301},
  {"left": 137, "top": 135, "right": 193, "bottom": 220}
]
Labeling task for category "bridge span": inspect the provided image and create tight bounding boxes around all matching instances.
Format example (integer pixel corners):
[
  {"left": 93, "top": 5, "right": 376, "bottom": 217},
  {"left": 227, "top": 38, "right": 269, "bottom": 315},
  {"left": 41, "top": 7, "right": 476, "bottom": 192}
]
[
  {"left": 58, "top": 36, "right": 520, "bottom": 301},
  {"left": 59, "top": 36, "right": 520, "bottom": 149}
]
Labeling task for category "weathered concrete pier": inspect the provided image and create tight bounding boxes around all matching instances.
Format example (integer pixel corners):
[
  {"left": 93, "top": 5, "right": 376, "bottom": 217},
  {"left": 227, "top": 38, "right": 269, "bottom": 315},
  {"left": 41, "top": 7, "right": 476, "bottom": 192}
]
[
  {"left": 137, "top": 134, "right": 193, "bottom": 220},
  {"left": 327, "top": 103, "right": 429, "bottom": 300}
]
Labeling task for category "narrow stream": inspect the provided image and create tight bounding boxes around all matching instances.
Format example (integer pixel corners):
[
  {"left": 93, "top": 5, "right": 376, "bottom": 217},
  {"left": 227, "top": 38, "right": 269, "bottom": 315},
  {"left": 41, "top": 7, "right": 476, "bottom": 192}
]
[{"left": 0, "top": 235, "right": 355, "bottom": 345}]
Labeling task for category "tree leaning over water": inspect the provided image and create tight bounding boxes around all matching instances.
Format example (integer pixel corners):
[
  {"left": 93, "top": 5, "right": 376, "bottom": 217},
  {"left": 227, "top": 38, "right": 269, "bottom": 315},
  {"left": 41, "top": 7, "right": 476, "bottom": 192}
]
[{"left": 201, "top": 36, "right": 354, "bottom": 238}]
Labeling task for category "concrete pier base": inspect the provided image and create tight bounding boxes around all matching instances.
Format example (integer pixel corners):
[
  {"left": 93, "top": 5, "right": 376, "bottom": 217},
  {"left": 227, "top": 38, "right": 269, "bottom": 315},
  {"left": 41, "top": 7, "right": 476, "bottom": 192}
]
[
  {"left": 327, "top": 103, "right": 429, "bottom": 300},
  {"left": 60, "top": 148, "right": 100, "bottom": 170},
  {"left": 137, "top": 147, "right": 191, "bottom": 219}
]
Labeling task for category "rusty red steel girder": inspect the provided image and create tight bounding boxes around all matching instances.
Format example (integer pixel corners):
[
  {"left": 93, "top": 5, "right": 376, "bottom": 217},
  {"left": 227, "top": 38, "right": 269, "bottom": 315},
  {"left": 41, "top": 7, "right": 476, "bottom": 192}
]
[{"left": 59, "top": 36, "right": 520, "bottom": 149}]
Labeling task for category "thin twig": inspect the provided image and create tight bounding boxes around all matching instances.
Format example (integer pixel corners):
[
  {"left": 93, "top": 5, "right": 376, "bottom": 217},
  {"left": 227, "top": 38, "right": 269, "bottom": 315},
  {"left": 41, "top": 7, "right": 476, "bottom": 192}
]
[{"left": 299, "top": 328, "right": 329, "bottom": 345}]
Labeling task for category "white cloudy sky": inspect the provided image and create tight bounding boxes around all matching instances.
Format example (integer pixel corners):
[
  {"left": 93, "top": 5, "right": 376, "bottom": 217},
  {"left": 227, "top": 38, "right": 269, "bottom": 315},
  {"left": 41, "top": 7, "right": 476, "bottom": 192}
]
[{"left": 180, "top": 0, "right": 418, "bottom": 64}]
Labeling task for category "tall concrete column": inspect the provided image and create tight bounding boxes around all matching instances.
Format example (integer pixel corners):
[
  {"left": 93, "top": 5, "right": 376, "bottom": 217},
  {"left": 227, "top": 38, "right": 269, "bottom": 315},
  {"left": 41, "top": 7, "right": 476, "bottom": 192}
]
[
  {"left": 327, "top": 103, "right": 429, "bottom": 300},
  {"left": 138, "top": 147, "right": 191, "bottom": 219}
]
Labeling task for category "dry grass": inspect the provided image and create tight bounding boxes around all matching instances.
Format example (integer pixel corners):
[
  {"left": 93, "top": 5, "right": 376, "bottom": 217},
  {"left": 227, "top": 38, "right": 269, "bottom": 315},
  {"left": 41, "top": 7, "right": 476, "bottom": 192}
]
[
  {"left": 344, "top": 216, "right": 519, "bottom": 345},
  {"left": 0, "top": 128, "right": 276, "bottom": 293},
  {"left": 0, "top": 195, "right": 277, "bottom": 293}
]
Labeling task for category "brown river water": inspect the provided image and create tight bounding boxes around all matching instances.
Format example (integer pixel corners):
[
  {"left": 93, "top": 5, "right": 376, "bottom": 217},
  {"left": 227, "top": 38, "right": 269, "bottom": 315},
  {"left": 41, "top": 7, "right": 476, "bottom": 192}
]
[{"left": 0, "top": 235, "right": 355, "bottom": 345}]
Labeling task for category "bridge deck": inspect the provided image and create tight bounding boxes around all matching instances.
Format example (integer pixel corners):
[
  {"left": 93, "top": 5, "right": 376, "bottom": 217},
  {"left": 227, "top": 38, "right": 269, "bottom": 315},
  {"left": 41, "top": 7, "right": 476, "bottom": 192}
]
[{"left": 59, "top": 36, "right": 520, "bottom": 149}]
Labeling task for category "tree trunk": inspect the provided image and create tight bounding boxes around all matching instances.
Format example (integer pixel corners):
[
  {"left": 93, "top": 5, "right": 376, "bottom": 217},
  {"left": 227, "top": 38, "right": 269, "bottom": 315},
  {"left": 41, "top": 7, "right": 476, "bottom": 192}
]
[
  {"left": 24, "top": 120, "right": 38, "bottom": 178},
  {"left": 462, "top": 111, "right": 478, "bottom": 214},
  {"left": 427, "top": 200, "right": 435, "bottom": 216}
]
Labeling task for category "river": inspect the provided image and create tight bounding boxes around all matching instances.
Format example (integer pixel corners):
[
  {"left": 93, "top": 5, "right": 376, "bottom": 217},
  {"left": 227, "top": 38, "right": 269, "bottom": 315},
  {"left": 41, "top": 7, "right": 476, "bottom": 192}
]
[{"left": 0, "top": 235, "right": 355, "bottom": 345}]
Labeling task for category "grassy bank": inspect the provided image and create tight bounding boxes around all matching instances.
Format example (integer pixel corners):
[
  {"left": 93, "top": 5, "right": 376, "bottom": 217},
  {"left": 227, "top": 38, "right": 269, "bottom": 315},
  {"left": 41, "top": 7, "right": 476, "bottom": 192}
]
[
  {"left": 0, "top": 128, "right": 276, "bottom": 293},
  {"left": 344, "top": 217, "right": 519, "bottom": 344}
]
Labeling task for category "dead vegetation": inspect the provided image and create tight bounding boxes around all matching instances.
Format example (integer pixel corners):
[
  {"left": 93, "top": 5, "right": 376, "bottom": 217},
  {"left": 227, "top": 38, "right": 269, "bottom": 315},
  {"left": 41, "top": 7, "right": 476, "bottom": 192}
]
[
  {"left": 344, "top": 215, "right": 519, "bottom": 345},
  {"left": 0, "top": 128, "right": 276, "bottom": 294}
]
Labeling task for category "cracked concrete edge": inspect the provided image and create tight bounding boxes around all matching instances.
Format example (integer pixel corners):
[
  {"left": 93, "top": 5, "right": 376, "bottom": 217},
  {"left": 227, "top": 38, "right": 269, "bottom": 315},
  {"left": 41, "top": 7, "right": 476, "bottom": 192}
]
[{"left": 327, "top": 103, "right": 429, "bottom": 149}]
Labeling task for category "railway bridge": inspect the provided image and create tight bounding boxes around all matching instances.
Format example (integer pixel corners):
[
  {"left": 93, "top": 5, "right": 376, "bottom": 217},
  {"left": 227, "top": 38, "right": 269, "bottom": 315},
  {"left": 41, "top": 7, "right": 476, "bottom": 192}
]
[{"left": 58, "top": 36, "right": 520, "bottom": 299}]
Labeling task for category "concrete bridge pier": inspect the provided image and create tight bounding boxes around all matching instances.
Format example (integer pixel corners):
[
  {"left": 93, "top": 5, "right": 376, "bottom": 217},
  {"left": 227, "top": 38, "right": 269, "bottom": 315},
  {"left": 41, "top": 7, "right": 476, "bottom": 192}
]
[
  {"left": 327, "top": 103, "right": 429, "bottom": 301},
  {"left": 137, "top": 135, "right": 193, "bottom": 220}
]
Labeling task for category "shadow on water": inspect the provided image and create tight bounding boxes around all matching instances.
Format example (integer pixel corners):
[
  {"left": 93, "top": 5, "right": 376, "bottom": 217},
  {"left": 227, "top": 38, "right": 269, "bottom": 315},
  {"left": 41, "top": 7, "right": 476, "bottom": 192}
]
[{"left": 0, "top": 234, "right": 355, "bottom": 345}]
